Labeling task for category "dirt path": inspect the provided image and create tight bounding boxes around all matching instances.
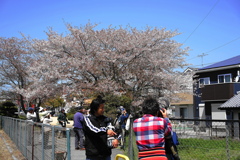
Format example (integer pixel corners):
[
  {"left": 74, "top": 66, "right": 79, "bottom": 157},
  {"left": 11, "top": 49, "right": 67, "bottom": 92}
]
[
  {"left": 0, "top": 117, "right": 72, "bottom": 160},
  {"left": 0, "top": 130, "right": 26, "bottom": 160},
  {"left": 50, "top": 116, "right": 74, "bottom": 128}
]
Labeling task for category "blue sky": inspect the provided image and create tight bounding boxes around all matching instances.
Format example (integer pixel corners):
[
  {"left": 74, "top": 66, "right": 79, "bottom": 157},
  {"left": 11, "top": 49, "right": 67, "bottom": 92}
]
[{"left": 1, "top": 0, "right": 240, "bottom": 71}]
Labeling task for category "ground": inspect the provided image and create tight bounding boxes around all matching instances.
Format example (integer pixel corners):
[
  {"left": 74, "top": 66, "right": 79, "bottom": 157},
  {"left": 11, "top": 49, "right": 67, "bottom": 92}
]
[{"left": 0, "top": 130, "right": 26, "bottom": 160}]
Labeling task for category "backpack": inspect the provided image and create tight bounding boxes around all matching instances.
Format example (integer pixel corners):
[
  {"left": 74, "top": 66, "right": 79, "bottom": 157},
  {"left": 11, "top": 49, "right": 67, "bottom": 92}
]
[
  {"left": 165, "top": 131, "right": 180, "bottom": 160},
  {"left": 172, "top": 131, "right": 179, "bottom": 146},
  {"left": 113, "top": 116, "right": 121, "bottom": 131}
]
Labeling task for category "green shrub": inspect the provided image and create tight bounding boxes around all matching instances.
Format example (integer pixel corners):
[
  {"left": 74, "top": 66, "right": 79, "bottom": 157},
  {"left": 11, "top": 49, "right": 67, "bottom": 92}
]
[
  {"left": 0, "top": 101, "right": 18, "bottom": 118},
  {"left": 67, "top": 113, "right": 74, "bottom": 120},
  {"left": 18, "top": 115, "right": 27, "bottom": 120}
]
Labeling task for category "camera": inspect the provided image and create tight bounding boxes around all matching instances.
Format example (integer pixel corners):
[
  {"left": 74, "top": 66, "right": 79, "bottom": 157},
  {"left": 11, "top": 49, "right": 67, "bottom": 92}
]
[
  {"left": 157, "top": 108, "right": 165, "bottom": 118},
  {"left": 107, "top": 137, "right": 115, "bottom": 148},
  {"left": 106, "top": 117, "right": 116, "bottom": 148},
  {"left": 158, "top": 98, "right": 170, "bottom": 118}
]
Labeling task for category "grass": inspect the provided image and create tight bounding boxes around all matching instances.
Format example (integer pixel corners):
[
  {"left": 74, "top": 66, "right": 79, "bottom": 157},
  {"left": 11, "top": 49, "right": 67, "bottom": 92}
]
[
  {"left": 124, "top": 134, "right": 240, "bottom": 160},
  {"left": 178, "top": 138, "right": 240, "bottom": 160},
  {"left": 124, "top": 133, "right": 138, "bottom": 160}
]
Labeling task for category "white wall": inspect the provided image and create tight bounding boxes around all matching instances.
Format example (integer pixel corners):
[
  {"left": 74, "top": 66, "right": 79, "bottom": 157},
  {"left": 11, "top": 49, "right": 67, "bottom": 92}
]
[
  {"left": 187, "top": 105, "right": 194, "bottom": 119},
  {"left": 211, "top": 103, "right": 226, "bottom": 120},
  {"left": 173, "top": 105, "right": 194, "bottom": 119},
  {"left": 199, "top": 103, "right": 205, "bottom": 119},
  {"left": 233, "top": 111, "right": 240, "bottom": 139}
]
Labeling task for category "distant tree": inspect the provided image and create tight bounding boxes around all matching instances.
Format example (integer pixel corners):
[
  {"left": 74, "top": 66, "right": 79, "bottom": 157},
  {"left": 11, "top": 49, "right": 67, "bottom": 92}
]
[
  {"left": 104, "top": 94, "right": 132, "bottom": 119},
  {"left": 82, "top": 93, "right": 132, "bottom": 119},
  {"left": 43, "top": 96, "right": 65, "bottom": 109},
  {"left": 65, "top": 92, "right": 84, "bottom": 103},
  {"left": 0, "top": 101, "right": 18, "bottom": 117}
]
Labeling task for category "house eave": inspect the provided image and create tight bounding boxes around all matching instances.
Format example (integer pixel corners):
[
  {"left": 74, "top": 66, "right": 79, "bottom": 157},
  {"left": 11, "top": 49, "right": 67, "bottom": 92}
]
[
  {"left": 196, "top": 64, "right": 240, "bottom": 73},
  {"left": 201, "top": 99, "right": 228, "bottom": 102},
  {"left": 218, "top": 107, "right": 240, "bottom": 110}
]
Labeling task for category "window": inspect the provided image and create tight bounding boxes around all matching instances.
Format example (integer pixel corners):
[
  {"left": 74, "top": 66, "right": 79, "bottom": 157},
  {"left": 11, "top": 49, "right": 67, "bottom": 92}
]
[
  {"left": 180, "top": 108, "right": 187, "bottom": 119},
  {"left": 218, "top": 74, "right": 232, "bottom": 83},
  {"left": 199, "top": 77, "right": 210, "bottom": 87}
]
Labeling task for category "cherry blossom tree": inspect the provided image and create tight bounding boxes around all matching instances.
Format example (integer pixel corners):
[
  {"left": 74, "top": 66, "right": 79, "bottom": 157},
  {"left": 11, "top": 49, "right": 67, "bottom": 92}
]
[
  {"left": 0, "top": 37, "right": 34, "bottom": 113},
  {"left": 29, "top": 23, "right": 191, "bottom": 102},
  {"left": 0, "top": 37, "right": 57, "bottom": 116},
  {"left": 0, "top": 23, "right": 193, "bottom": 113}
]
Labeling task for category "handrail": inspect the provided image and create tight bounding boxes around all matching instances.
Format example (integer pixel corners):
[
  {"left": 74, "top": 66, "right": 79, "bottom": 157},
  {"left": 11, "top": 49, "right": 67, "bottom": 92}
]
[{"left": 115, "top": 154, "right": 130, "bottom": 160}]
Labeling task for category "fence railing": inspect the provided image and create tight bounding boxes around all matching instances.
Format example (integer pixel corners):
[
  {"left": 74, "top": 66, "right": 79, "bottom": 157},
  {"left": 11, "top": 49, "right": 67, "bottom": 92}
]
[
  {"left": 126, "top": 118, "right": 240, "bottom": 160},
  {"left": 0, "top": 116, "right": 71, "bottom": 160},
  {"left": 170, "top": 118, "right": 240, "bottom": 160}
]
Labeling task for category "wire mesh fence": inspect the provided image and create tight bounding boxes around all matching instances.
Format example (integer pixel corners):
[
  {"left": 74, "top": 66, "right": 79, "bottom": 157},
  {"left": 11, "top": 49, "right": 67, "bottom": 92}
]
[
  {"left": 170, "top": 118, "right": 240, "bottom": 160},
  {"left": 0, "top": 116, "right": 71, "bottom": 160},
  {"left": 126, "top": 117, "right": 240, "bottom": 160}
]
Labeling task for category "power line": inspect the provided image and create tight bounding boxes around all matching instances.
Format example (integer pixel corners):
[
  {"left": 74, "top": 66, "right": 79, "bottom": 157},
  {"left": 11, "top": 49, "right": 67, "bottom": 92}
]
[
  {"left": 183, "top": 0, "right": 220, "bottom": 44},
  {"left": 186, "top": 56, "right": 199, "bottom": 61},
  {"left": 184, "top": 61, "right": 219, "bottom": 69},
  {"left": 204, "top": 36, "right": 240, "bottom": 54},
  {"left": 186, "top": 35, "right": 240, "bottom": 62}
]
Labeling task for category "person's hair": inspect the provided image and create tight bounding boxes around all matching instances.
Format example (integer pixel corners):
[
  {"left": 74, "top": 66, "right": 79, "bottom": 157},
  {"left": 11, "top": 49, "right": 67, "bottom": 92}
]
[
  {"left": 141, "top": 97, "right": 159, "bottom": 116},
  {"left": 89, "top": 95, "right": 105, "bottom": 115}
]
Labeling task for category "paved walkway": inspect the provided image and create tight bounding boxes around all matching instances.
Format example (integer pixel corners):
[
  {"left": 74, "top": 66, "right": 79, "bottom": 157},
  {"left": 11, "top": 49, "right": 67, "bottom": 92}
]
[{"left": 70, "top": 135, "right": 123, "bottom": 160}]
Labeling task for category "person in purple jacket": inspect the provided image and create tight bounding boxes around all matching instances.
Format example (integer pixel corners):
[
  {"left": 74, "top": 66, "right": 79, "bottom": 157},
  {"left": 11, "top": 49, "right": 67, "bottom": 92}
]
[{"left": 73, "top": 106, "right": 85, "bottom": 150}]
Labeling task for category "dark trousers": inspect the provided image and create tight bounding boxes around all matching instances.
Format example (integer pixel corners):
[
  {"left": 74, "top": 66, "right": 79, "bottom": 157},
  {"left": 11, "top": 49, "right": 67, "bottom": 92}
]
[
  {"left": 86, "top": 156, "right": 111, "bottom": 160},
  {"left": 58, "top": 121, "right": 66, "bottom": 138},
  {"left": 43, "top": 130, "right": 50, "bottom": 148},
  {"left": 73, "top": 128, "right": 84, "bottom": 148}
]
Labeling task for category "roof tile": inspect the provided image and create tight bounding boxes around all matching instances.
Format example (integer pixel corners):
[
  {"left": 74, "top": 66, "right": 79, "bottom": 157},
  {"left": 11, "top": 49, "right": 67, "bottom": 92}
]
[{"left": 199, "top": 55, "right": 240, "bottom": 70}]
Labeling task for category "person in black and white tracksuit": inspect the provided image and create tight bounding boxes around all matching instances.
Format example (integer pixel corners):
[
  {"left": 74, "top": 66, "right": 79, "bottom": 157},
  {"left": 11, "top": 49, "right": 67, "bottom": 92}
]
[{"left": 83, "top": 96, "right": 119, "bottom": 160}]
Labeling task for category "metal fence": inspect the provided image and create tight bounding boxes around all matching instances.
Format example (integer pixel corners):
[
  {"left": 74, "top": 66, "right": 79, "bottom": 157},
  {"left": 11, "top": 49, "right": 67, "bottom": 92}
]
[
  {"left": 126, "top": 118, "right": 240, "bottom": 160},
  {"left": 0, "top": 116, "right": 71, "bottom": 160},
  {"left": 171, "top": 118, "right": 240, "bottom": 160}
]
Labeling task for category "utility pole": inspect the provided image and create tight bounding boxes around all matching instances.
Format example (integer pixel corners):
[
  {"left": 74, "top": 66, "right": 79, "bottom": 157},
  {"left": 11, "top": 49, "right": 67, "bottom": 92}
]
[{"left": 197, "top": 53, "right": 208, "bottom": 67}]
